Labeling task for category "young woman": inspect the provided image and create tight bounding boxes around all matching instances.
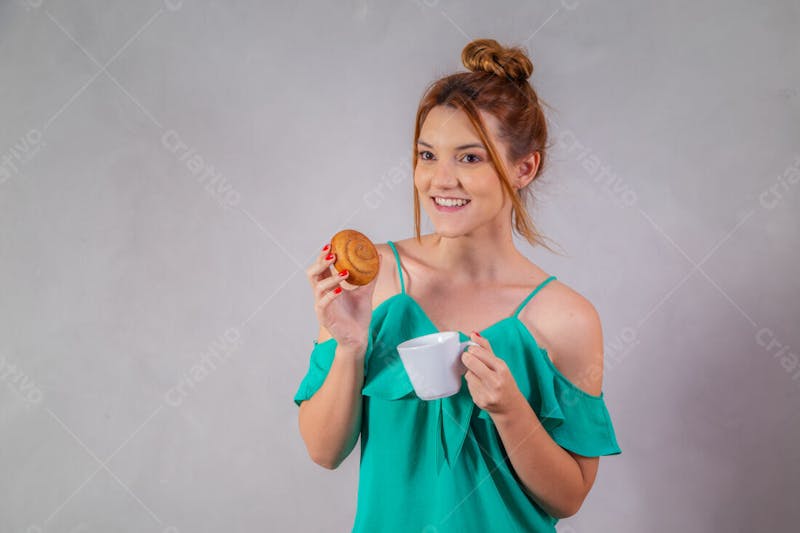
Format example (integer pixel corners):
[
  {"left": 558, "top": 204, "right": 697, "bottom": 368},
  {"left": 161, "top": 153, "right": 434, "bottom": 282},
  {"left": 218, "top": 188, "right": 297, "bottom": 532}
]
[{"left": 295, "top": 38, "right": 621, "bottom": 533}]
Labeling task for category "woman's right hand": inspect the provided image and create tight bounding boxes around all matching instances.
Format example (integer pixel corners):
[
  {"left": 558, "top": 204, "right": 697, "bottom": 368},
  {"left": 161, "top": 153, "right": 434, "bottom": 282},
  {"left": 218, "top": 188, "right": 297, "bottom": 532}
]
[{"left": 306, "top": 243, "right": 381, "bottom": 352}]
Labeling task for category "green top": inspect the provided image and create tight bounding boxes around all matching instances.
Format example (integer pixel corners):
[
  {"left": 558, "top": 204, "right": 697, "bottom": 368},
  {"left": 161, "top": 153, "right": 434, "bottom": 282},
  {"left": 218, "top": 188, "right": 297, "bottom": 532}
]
[{"left": 294, "top": 240, "right": 621, "bottom": 532}]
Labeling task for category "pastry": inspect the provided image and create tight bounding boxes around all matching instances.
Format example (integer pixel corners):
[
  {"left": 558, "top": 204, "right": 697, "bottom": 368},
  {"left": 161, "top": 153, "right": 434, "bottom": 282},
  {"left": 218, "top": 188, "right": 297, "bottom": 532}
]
[{"left": 330, "top": 229, "right": 379, "bottom": 286}]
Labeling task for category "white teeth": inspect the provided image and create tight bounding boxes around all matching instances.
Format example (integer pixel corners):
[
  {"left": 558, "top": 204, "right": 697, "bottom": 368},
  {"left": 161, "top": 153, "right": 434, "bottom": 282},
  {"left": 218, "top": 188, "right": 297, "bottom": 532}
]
[{"left": 434, "top": 197, "right": 470, "bottom": 207}]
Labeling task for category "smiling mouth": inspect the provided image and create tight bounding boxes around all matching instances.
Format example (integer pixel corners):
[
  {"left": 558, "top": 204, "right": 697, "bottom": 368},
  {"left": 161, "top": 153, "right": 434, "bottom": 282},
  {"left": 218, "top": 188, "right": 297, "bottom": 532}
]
[
  {"left": 431, "top": 196, "right": 472, "bottom": 206},
  {"left": 431, "top": 197, "right": 471, "bottom": 211}
]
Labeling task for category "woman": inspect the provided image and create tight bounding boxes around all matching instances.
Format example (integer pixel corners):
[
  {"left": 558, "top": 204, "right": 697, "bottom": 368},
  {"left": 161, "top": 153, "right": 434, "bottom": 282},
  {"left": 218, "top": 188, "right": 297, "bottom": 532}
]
[{"left": 295, "top": 38, "right": 621, "bottom": 532}]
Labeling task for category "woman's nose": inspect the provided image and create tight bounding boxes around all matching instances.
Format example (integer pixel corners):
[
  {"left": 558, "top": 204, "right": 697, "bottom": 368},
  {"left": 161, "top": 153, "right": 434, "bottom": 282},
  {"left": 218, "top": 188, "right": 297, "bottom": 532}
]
[{"left": 430, "top": 160, "right": 458, "bottom": 187}]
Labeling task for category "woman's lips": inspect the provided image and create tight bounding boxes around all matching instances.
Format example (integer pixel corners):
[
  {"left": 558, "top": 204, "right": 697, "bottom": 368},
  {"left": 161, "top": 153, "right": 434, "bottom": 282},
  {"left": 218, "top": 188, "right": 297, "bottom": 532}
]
[{"left": 432, "top": 197, "right": 471, "bottom": 212}]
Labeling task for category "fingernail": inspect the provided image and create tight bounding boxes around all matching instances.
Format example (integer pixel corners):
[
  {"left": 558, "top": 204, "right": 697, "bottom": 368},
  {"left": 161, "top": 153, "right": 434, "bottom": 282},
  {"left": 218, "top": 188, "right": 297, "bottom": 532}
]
[
  {"left": 338, "top": 269, "right": 349, "bottom": 278},
  {"left": 322, "top": 244, "right": 330, "bottom": 252},
  {"left": 333, "top": 287, "right": 342, "bottom": 294},
  {"left": 473, "top": 331, "right": 482, "bottom": 337},
  {"left": 325, "top": 253, "right": 334, "bottom": 261}
]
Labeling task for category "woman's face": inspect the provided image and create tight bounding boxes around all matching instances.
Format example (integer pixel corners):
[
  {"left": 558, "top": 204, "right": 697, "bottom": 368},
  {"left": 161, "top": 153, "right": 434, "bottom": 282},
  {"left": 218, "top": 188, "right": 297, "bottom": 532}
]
[{"left": 414, "top": 105, "right": 514, "bottom": 237}]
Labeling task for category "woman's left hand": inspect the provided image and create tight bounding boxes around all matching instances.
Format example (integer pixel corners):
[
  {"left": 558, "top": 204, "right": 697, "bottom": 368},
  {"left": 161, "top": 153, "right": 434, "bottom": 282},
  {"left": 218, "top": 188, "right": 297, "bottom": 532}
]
[{"left": 462, "top": 331, "right": 525, "bottom": 416}]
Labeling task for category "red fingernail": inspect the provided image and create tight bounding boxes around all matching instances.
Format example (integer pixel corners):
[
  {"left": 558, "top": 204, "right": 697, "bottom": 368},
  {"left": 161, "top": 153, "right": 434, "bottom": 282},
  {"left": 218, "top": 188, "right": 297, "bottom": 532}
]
[
  {"left": 474, "top": 331, "right": 482, "bottom": 337},
  {"left": 325, "top": 253, "right": 334, "bottom": 261},
  {"left": 322, "top": 244, "right": 330, "bottom": 252},
  {"left": 338, "top": 269, "right": 349, "bottom": 278},
  {"left": 333, "top": 287, "right": 342, "bottom": 294}
]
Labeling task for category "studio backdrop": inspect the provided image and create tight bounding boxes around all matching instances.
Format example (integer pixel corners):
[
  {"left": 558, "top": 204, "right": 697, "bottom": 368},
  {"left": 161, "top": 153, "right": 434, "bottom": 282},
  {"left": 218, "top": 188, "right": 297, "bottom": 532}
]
[{"left": 1, "top": 1, "right": 798, "bottom": 532}]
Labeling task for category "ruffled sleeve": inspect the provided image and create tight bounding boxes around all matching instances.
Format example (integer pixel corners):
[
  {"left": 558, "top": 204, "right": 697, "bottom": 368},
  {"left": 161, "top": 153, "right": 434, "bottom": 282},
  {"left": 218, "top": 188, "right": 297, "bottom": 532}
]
[
  {"left": 474, "top": 325, "right": 621, "bottom": 457},
  {"left": 292, "top": 327, "right": 417, "bottom": 406},
  {"left": 293, "top": 338, "right": 337, "bottom": 406},
  {"left": 293, "top": 331, "right": 377, "bottom": 406},
  {"left": 543, "top": 382, "right": 622, "bottom": 457}
]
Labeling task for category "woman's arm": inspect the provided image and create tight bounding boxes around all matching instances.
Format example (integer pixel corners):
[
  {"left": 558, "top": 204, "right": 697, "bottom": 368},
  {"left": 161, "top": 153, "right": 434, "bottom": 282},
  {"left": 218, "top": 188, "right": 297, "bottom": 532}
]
[
  {"left": 491, "top": 397, "right": 590, "bottom": 518},
  {"left": 297, "top": 334, "right": 367, "bottom": 470},
  {"left": 491, "top": 296, "right": 605, "bottom": 518}
]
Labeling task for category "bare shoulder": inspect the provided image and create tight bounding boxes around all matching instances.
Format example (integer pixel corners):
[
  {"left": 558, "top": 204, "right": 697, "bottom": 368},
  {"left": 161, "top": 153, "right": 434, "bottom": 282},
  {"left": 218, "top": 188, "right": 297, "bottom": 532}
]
[
  {"left": 518, "top": 278, "right": 605, "bottom": 397},
  {"left": 371, "top": 242, "right": 403, "bottom": 311},
  {"left": 521, "top": 279, "right": 606, "bottom": 484},
  {"left": 372, "top": 236, "right": 432, "bottom": 306}
]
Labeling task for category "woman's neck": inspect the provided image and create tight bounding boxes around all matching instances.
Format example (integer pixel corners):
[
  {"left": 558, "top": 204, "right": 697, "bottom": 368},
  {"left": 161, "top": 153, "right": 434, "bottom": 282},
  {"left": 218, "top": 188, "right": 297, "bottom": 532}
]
[{"left": 423, "top": 232, "right": 525, "bottom": 285}]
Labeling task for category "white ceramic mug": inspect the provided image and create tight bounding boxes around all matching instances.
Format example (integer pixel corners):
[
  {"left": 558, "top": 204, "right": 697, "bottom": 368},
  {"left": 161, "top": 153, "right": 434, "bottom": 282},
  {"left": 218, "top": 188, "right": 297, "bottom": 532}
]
[{"left": 396, "top": 331, "right": 478, "bottom": 400}]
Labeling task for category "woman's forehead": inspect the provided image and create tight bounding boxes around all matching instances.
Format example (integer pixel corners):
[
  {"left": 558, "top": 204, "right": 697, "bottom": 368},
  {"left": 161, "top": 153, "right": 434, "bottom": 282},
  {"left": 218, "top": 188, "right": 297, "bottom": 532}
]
[{"left": 420, "top": 106, "right": 500, "bottom": 147}]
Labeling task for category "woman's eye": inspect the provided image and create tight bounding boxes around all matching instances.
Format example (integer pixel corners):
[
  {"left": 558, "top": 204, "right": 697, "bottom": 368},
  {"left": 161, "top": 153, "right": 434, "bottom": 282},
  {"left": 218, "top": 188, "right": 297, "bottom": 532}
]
[{"left": 417, "top": 151, "right": 481, "bottom": 163}]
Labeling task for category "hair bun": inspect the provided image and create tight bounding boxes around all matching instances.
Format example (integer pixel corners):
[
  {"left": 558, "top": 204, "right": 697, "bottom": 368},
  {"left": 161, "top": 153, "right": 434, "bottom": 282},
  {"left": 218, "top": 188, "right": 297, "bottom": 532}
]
[{"left": 461, "top": 38, "right": 533, "bottom": 83}]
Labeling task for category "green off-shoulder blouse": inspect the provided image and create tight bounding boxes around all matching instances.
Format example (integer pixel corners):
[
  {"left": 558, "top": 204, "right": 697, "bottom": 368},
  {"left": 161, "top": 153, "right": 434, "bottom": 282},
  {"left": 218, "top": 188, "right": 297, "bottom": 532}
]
[{"left": 294, "top": 241, "right": 621, "bottom": 532}]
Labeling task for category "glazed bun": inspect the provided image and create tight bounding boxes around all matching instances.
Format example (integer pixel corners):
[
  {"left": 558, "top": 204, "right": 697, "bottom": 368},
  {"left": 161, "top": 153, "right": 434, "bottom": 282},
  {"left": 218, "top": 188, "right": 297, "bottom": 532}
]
[
  {"left": 461, "top": 38, "right": 533, "bottom": 83},
  {"left": 330, "top": 229, "right": 379, "bottom": 287}
]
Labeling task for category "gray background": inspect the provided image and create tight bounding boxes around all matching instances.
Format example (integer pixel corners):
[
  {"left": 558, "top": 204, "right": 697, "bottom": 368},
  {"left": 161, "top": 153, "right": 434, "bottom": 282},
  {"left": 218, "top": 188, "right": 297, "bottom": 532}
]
[{"left": 1, "top": 0, "right": 798, "bottom": 532}]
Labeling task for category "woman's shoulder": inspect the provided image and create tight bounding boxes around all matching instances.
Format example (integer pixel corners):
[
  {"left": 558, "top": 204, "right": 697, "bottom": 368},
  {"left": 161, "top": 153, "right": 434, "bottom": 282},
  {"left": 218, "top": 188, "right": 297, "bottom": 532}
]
[
  {"left": 519, "top": 278, "right": 600, "bottom": 345},
  {"left": 370, "top": 241, "right": 406, "bottom": 312},
  {"left": 371, "top": 237, "right": 430, "bottom": 304},
  {"left": 518, "top": 277, "right": 605, "bottom": 396},
  {"left": 383, "top": 235, "right": 429, "bottom": 260}
]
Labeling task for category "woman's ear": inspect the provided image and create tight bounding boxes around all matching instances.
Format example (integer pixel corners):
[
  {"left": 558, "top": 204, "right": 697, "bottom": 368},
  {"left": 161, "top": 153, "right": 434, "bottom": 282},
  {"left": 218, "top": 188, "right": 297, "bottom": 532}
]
[{"left": 515, "top": 151, "right": 541, "bottom": 188}]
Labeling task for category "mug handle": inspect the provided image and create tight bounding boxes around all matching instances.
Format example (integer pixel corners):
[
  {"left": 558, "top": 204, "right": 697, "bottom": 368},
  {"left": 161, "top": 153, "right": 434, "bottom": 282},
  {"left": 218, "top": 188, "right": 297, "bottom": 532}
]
[{"left": 456, "top": 340, "right": 479, "bottom": 375}]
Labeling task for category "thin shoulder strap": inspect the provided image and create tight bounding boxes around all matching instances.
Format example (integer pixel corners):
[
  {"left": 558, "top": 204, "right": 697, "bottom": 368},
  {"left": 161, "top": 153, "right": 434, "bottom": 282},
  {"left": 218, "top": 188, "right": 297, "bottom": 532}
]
[
  {"left": 512, "top": 275, "right": 557, "bottom": 318},
  {"left": 386, "top": 240, "right": 406, "bottom": 294}
]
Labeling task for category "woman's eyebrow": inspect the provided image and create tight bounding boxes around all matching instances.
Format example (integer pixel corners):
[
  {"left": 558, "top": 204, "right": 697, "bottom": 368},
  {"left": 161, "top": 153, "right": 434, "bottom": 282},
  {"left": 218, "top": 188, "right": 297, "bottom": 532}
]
[{"left": 417, "top": 140, "right": 486, "bottom": 150}]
